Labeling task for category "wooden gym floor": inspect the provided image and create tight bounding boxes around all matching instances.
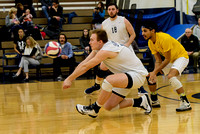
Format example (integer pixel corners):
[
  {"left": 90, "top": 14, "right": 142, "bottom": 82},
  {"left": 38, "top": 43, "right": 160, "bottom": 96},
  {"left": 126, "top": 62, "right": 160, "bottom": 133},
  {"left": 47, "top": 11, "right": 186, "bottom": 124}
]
[{"left": 0, "top": 73, "right": 200, "bottom": 134}]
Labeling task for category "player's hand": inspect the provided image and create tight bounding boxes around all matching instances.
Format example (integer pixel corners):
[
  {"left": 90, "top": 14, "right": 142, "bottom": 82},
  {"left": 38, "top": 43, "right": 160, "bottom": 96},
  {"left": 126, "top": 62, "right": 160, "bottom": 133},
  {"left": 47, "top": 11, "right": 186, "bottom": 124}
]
[
  {"left": 62, "top": 78, "right": 72, "bottom": 89},
  {"left": 148, "top": 72, "right": 157, "bottom": 84}
]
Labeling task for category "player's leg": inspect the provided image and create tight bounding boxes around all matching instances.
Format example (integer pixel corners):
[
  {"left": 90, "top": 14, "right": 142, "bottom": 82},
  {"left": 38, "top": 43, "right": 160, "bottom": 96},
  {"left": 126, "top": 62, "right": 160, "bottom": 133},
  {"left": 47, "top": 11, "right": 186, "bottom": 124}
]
[
  {"left": 84, "top": 62, "right": 109, "bottom": 94},
  {"left": 77, "top": 72, "right": 151, "bottom": 117},
  {"left": 168, "top": 57, "right": 191, "bottom": 111}
]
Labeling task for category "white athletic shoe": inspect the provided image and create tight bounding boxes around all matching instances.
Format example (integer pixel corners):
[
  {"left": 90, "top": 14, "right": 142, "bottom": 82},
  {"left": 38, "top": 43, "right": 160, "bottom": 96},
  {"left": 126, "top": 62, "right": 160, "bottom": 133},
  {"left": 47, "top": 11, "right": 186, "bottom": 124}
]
[
  {"left": 152, "top": 100, "right": 161, "bottom": 108},
  {"left": 76, "top": 104, "right": 98, "bottom": 118},
  {"left": 176, "top": 100, "right": 192, "bottom": 112},
  {"left": 140, "top": 94, "right": 152, "bottom": 115}
]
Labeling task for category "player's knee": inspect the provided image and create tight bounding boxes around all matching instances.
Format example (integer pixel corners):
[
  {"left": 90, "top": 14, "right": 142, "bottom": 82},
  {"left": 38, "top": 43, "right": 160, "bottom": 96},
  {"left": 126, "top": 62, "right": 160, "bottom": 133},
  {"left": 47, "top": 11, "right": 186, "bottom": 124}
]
[
  {"left": 104, "top": 103, "right": 116, "bottom": 111},
  {"left": 167, "top": 74, "right": 175, "bottom": 79},
  {"left": 96, "top": 68, "right": 109, "bottom": 78},
  {"left": 102, "top": 79, "right": 113, "bottom": 92},
  {"left": 169, "top": 77, "right": 182, "bottom": 90}
]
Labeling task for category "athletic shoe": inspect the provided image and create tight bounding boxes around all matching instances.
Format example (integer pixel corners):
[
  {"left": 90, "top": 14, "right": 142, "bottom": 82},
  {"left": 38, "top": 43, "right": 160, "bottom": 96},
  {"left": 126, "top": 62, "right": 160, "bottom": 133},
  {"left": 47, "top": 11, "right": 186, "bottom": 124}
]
[
  {"left": 152, "top": 100, "right": 161, "bottom": 108},
  {"left": 176, "top": 100, "right": 192, "bottom": 112},
  {"left": 76, "top": 104, "right": 98, "bottom": 118},
  {"left": 84, "top": 83, "right": 100, "bottom": 94},
  {"left": 140, "top": 94, "right": 152, "bottom": 115},
  {"left": 138, "top": 86, "right": 148, "bottom": 95}
]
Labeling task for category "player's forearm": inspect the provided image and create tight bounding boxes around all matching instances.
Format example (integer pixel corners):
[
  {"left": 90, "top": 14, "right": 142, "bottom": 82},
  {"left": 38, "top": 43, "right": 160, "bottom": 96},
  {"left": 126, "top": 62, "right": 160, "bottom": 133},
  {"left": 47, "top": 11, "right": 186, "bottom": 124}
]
[
  {"left": 67, "top": 64, "right": 90, "bottom": 81},
  {"left": 153, "top": 59, "right": 170, "bottom": 74},
  {"left": 125, "top": 35, "right": 135, "bottom": 47}
]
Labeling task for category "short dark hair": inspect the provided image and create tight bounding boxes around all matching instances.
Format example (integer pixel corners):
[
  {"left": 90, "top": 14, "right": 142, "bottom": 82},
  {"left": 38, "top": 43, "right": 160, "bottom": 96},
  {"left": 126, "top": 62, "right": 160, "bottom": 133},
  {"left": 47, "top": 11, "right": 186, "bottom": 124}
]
[
  {"left": 53, "top": 0, "right": 59, "bottom": 4},
  {"left": 142, "top": 20, "right": 158, "bottom": 32},
  {"left": 108, "top": 3, "right": 118, "bottom": 9},
  {"left": 92, "top": 29, "right": 108, "bottom": 43},
  {"left": 58, "top": 33, "right": 67, "bottom": 43}
]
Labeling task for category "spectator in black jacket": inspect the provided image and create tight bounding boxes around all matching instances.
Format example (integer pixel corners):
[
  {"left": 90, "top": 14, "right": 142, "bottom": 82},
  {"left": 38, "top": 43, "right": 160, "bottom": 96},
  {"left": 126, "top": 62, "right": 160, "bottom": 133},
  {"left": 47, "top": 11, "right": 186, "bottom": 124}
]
[
  {"left": 48, "top": 0, "right": 63, "bottom": 30},
  {"left": 181, "top": 28, "right": 200, "bottom": 72},
  {"left": 15, "top": 0, "right": 37, "bottom": 18},
  {"left": 79, "top": 28, "right": 91, "bottom": 55}
]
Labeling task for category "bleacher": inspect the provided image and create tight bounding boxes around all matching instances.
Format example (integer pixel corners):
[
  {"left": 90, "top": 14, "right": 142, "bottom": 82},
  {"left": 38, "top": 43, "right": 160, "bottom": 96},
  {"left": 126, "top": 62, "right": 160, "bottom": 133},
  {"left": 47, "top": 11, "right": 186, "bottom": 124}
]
[{"left": 0, "top": 0, "right": 106, "bottom": 81}]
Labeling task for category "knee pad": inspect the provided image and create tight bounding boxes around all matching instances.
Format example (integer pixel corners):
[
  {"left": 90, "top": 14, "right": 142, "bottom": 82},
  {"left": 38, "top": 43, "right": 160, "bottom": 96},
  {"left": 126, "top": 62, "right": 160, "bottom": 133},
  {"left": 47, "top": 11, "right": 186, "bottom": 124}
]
[
  {"left": 169, "top": 77, "right": 182, "bottom": 90},
  {"left": 96, "top": 68, "right": 109, "bottom": 78},
  {"left": 102, "top": 79, "right": 113, "bottom": 92},
  {"left": 146, "top": 76, "right": 156, "bottom": 85}
]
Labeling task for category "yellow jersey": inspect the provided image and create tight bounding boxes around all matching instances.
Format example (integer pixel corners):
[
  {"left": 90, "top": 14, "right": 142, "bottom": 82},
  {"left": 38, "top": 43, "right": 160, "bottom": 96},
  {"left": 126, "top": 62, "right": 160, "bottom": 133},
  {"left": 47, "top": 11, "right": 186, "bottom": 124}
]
[{"left": 148, "top": 32, "right": 188, "bottom": 63}]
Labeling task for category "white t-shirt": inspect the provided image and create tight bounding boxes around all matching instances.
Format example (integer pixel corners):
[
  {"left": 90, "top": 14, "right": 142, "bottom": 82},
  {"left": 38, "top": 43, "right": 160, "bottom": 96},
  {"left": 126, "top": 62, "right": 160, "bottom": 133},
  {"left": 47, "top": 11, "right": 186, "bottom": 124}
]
[{"left": 101, "top": 40, "right": 148, "bottom": 76}]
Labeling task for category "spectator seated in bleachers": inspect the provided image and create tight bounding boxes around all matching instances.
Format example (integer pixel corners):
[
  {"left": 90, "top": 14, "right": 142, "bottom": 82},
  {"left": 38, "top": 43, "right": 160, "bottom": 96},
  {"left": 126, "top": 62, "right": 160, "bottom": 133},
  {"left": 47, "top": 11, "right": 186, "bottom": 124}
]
[
  {"left": 181, "top": 28, "right": 200, "bottom": 73},
  {"left": 92, "top": 1, "right": 105, "bottom": 29},
  {"left": 53, "top": 33, "right": 76, "bottom": 81},
  {"left": 41, "top": 0, "right": 52, "bottom": 19},
  {"left": 12, "top": 36, "right": 43, "bottom": 82},
  {"left": 48, "top": 0, "right": 64, "bottom": 30},
  {"left": 22, "top": 9, "right": 34, "bottom": 28},
  {"left": 16, "top": 3, "right": 25, "bottom": 18},
  {"left": 14, "top": 29, "right": 26, "bottom": 56},
  {"left": 79, "top": 28, "right": 91, "bottom": 55},
  {"left": 15, "top": 0, "right": 37, "bottom": 18},
  {"left": 5, "top": 7, "right": 24, "bottom": 39}
]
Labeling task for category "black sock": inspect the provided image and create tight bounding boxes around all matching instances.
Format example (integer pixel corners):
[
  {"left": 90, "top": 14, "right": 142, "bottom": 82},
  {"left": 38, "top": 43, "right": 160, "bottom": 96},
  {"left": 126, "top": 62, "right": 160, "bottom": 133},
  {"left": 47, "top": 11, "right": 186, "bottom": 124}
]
[
  {"left": 92, "top": 102, "right": 101, "bottom": 113},
  {"left": 133, "top": 97, "right": 142, "bottom": 107},
  {"left": 180, "top": 96, "right": 189, "bottom": 103},
  {"left": 151, "top": 94, "right": 158, "bottom": 101}
]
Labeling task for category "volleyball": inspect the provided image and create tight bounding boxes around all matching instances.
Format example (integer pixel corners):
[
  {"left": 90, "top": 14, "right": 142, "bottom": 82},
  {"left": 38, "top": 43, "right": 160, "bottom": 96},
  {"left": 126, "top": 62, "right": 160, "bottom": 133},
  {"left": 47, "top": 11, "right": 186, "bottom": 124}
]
[{"left": 44, "top": 41, "right": 61, "bottom": 58}]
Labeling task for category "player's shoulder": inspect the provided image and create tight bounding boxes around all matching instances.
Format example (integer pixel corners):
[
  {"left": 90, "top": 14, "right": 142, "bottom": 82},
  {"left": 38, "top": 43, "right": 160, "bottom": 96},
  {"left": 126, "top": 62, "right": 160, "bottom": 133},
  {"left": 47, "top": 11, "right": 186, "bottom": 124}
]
[
  {"left": 102, "top": 17, "right": 110, "bottom": 24},
  {"left": 156, "top": 32, "right": 172, "bottom": 40}
]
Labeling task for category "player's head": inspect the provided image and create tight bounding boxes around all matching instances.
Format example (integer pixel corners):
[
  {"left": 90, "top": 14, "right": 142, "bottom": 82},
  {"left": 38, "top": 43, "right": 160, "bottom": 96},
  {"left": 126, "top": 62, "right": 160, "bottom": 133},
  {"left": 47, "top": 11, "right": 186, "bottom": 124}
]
[
  {"left": 90, "top": 29, "right": 108, "bottom": 50},
  {"left": 107, "top": 3, "right": 119, "bottom": 18},
  {"left": 141, "top": 20, "right": 158, "bottom": 40},
  {"left": 58, "top": 33, "right": 67, "bottom": 44}
]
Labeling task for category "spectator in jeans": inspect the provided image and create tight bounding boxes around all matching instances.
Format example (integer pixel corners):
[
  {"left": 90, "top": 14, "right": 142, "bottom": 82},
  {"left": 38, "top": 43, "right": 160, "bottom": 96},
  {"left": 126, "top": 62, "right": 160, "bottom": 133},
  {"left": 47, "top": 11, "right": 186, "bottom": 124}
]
[
  {"left": 53, "top": 33, "right": 76, "bottom": 81},
  {"left": 181, "top": 28, "right": 200, "bottom": 73},
  {"left": 13, "top": 36, "right": 43, "bottom": 82},
  {"left": 48, "top": 0, "right": 63, "bottom": 30},
  {"left": 79, "top": 28, "right": 91, "bottom": 55},
  {"left": 41, "top": 0, "right": 52, "bottom": 18}
]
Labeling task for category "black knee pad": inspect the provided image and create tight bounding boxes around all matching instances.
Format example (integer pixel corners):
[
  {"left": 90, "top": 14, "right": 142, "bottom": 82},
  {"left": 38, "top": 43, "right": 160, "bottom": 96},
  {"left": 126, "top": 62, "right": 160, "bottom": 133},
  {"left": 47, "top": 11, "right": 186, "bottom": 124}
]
[
  {"left": 146, "top": 76, "right": 156, "bottom": 85},
  {"left": 96, "top": 68, "right": 110, "bottom": 78}
]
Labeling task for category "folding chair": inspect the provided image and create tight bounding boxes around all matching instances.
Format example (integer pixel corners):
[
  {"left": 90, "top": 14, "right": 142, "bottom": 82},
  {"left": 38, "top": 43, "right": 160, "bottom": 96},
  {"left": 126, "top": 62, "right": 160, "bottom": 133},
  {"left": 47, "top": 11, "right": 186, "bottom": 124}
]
[{"left": 2, "top": 53, "right": 20, "bottom": 82}]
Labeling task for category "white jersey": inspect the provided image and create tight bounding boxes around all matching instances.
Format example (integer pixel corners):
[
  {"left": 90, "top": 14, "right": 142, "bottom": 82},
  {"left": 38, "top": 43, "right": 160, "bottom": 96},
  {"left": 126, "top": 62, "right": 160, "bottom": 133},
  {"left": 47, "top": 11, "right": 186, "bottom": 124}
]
[
  {"left": 102, "top": 16, "right": 129, "bottom": 45},
  {"left": 101, "top": 40, "right": 148, "bottom": 76}
]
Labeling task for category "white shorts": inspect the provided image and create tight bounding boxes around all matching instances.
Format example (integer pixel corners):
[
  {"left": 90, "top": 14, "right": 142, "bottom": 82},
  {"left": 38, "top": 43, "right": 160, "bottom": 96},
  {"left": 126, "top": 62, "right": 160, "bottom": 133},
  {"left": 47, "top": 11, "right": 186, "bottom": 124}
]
[
  {"left": 162, "top": 57, "right": 189, "bottom": 76},
  {"left": 112, "top": 71, "right": 146, "bottom": 97}
]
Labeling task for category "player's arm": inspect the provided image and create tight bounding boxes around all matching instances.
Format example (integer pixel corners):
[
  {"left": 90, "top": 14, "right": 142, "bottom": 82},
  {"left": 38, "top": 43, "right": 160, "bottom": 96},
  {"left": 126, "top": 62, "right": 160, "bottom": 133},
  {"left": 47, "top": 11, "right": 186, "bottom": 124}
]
[
  {"left": 153, "top": 50, "right": 171, "bottom": 75},
  {"left": 78, "top": 50, "right": 97, "bottom": 66},
  {"left": 14, "top": 44, "right": 20, "bottom": 55},
  {"left": 124, "top": 18, "right": 136, "bottom": 47},
  {"left": 63, "top": 50, "right": 113, "bottom": 89}
]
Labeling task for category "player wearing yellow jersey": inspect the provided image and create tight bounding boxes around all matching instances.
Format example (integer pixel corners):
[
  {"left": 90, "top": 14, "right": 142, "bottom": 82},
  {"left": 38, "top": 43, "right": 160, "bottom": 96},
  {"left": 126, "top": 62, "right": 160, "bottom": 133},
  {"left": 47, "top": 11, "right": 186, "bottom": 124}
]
[{"left": 141, "top": 21, "right": 191, "bottom": 112}]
